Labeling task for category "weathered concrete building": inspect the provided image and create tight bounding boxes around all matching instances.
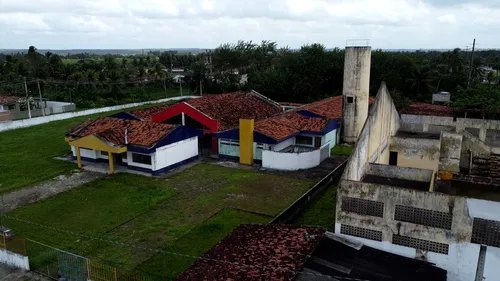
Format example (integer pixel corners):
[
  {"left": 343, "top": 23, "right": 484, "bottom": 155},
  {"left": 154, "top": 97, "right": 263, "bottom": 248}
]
[
  {"left": 336, "top": 84, "right": 500, "bottom": 281},
  {"left": 341, "top": 46, "right": 371, "bottom": 143}
]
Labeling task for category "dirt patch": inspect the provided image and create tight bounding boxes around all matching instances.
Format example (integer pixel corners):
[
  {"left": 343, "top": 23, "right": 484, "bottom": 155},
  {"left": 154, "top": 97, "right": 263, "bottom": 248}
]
[{"left": 2, "top": 171, "right": 104, "bottom": 212}]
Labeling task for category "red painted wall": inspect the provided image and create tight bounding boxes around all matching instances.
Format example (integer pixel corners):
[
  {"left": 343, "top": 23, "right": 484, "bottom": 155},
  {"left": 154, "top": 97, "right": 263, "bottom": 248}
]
[{"left": 151, "top": 102, "right": 219, "bottom": 133}]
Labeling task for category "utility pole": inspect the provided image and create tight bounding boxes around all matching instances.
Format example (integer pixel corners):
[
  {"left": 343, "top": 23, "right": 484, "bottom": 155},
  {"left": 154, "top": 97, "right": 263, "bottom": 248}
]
[
  {"left": 37, "top": 79, "right": 45, "bottom": 116},
  {"left": 467, "top": 38, "right": 476, "bottom": 88},
  {"left": 24, "top": 77, "right": 32, "bottom": 119},
  {"left": 180, "top": 77, "right": 183, "bottom": 97},
  {"left": 163, "top": 75, "right": 167, "bottom": 98}
]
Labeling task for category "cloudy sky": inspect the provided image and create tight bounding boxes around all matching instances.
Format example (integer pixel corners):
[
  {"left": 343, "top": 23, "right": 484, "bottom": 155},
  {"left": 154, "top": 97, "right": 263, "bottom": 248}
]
[{"left": 0, "top": 0, "right": 499, "bottom": 50}]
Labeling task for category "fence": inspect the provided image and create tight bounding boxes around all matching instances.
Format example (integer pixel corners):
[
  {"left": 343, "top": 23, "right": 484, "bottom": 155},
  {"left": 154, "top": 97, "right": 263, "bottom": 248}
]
[
  {"left": 269, "top": 159, "right": 347, "bottom": 224},
  {"left": 0, "top": 96, "right": 198, "bottom": 132},
  {"left": 0, "top": 232, "right": 27, "bottom": 256},
  {"left": 23, "top": 238, "right": 159, "bottom": 281}
]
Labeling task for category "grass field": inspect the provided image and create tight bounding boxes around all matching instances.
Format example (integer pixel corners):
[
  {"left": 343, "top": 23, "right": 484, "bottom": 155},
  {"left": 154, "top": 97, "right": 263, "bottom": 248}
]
[
  {"left": 6, "top": 164, "right": 313, "bottom": 279},
  {"left": 331, "top": 144, "right": 354, "bottom": 156},
  {"left": 0, "top": 100, "right": 181, "bottom": 194},
  {"left": 292, "top": 185, "right": 337, "bottom": 231}
]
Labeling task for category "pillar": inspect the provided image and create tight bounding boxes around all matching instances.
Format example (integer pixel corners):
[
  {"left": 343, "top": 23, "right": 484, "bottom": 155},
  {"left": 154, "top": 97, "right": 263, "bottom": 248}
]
[
  {"left": 108, "top": 151, "right": 114, "bottom": 175},
  {"left": 76, "top": 146, "right": 82, "bottom": 168},
  {"left": 181, "top": 112, "right": 185, "bottom": 126},
  {"left": 479, "top": 128, "right": 487, "bottom": 142},
  {"left": 239, "top": 119, "right": 254, "bottom": 165}
]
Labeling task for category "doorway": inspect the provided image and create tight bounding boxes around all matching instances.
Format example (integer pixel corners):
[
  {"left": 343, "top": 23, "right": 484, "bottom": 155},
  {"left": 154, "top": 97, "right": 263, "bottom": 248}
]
[{"left": 389, "top": 151, "right": 398, "bottom": 166}]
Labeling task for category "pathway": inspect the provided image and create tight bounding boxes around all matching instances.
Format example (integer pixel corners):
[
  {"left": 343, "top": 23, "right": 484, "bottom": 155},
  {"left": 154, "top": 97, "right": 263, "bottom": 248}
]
[
  {"left": 0, "top": 263, "right": 50, "bottom": 281},
  {"left": 1, "top": 171, "right": 104, "bottom": 212}
]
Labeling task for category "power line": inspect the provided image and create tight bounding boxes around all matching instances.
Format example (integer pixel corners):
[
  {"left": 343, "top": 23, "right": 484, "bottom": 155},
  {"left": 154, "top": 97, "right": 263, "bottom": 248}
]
[{"left": 4, "top": 215, "right": 368, "bottom": 281}]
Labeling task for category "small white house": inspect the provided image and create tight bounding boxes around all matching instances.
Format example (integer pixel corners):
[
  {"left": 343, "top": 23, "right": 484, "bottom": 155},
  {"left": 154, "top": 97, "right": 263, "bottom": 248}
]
[{"left": 66, "top": 117, "right": 202, "bottom": 175}]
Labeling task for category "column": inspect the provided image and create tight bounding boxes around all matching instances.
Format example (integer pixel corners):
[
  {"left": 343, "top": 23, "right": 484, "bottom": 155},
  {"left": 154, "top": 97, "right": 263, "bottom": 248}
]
[
  {"left": 479, "top": 128, "right": 487, "bottom": 142},
  {"left": 108, "top": 151, "right": 114, "bottom": 175},
  {"left": 76, "top": 146, "right": 82, "bottom": 168}
]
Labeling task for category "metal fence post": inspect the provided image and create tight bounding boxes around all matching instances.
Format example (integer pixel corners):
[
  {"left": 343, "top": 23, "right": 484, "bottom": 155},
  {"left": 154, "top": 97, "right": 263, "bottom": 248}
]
[{"left": 86, "top": 259, "right": 91, "bottom": 281}]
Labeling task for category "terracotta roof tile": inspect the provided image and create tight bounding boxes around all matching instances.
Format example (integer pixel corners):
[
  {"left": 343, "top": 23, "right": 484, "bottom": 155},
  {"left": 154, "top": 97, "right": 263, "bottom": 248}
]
[
  {"left": 186, "top": 91, "right": 281, "bottom": 130},
  {"left": 279, "top": 102, "right": 303, "bottom": 107},
  {"left": 255, "top": 112, "right": 328, "bottom": 141},
  {"left": 68, "top": 117, "right": 176, "bottom": 147},
  {"left": 0, "top": 95, "right": 19, "bottom": 105},
  {"left": 400, "top": 102, "right": 454, "bottom": 117},
  {"left": 299, "top": 96, "right": 376, "bottom": 120},
  {"left": 175, "top": 224, "right": 325, "bottom": 281},
  {"left": 129, "top": 104, "right": 173, "bottom": 121}
]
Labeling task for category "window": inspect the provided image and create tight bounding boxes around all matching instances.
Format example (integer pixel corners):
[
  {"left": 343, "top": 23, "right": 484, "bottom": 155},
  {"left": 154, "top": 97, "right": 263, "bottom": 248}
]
[
  {"left": 100, "top": 151, "right": 108, "bottom": 156},
  {"left": 395, "top": 205, "right": 452, "bottom": 230},
  {"left": 256, "top": 143, "right": 265, "bottom": 150},
  {"left": 220, "top": 139, "right": 239, "bottom": 147},
  {"left": 122, "top": 153, "right": 128, "bottom": 159},
  {"left": 347, "top": 96, "right": 354, "bottom": 103},
  {"left": 296, "top": 136, "right": 313, "bottom": 146},
  {"left": 471, "top": 218, "right": 500, "bottom": 247},
  {"left": 340, "top": 225, "right": 382, "bottom": 241},
  {"left": 6, "top": 104, "right": 15, "bottom": 110},
  {"left": 392, "top": 234, "right": 449, "bottom": 254},
  {"left": 132, "top": 153, "right": 152, "bottom": 165},
  {"left": 341, "top": 197, "right": 384, "bottom": 217}
]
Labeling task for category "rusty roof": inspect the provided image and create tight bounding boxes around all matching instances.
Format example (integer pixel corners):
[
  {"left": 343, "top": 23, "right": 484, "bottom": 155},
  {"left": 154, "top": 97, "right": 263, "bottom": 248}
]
[
  {"left": 68, "top": 117, "right": 176, "bottom": 147},
  {"left": 186, "top": 91, "right": 281, "bottom": 130},
  {"left": 255, "top": 112, "right": 329, "bottom": 141},
  {"left": 175, "top": 224, "right": 325, "bottom": 281},
  {"left": 0, "top": 95, "right": 19, "bottom": 105},
  {"left": 400, "top": 102, "right": 454, "bottom": 117}
]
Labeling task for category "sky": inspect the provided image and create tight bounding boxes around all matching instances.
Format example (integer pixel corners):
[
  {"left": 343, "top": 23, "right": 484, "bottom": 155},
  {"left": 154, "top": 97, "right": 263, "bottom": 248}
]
[{"left": 0, "top": 0, "right": 499, "bottom": 50}]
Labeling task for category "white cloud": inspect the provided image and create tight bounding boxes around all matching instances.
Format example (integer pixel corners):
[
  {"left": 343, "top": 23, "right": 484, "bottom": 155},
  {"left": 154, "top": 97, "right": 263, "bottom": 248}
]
[{"left": 0, "top": 0, "right": 498, "bottom": 49}]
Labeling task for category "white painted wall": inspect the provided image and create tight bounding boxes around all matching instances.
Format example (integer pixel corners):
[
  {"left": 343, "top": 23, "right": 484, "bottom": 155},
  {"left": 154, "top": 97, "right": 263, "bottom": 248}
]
[
  {"left": 467, "top": 198, "right": 500, "bottom": 221},
  {"left": 0, "top": 96, "right": 198, "bottom": 132},
  {"left": 155, "top": 137, "right": 198, "bottom": 171},
  {"left": 262, "top": 149, "right": 320, "bottom": 170},
  {"left": 71, "top": 146, "right": 98, "bottom": 159},
  {"left": 484, "top": 247, "right": 500, "bottom": 281},
  {"left": 334, "top": 223, "right": 480, "bottom": 281},
  {"left": 323, "top": 129, "right": 337, "bottom": 149},
  {"left": 272, "top": 137, "right": 295, "bottom": 152},
  {"left": 0, "top": 249, "right": 29, "bottom": 270}
]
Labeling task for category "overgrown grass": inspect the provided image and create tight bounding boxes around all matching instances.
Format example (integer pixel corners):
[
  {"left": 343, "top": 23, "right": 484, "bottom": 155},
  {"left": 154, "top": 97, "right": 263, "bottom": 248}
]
[
  {"left": 331, "top": 144, "right": 354, "bottom": 156},
  {"left": 0, "top": 100, "right": 180, "bottom": 194},
  {"left": 6, "top": 163, "right": 313, "bottom": 279},
  {"left": 292, "top": 185, "right": 337, "bottom": 231}
]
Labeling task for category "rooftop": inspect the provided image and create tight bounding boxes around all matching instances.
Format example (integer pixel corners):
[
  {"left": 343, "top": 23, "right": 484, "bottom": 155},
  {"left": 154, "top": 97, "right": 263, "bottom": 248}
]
[
  {"left": 255, "top": 112, "right": 329, "bottom": 141},
  {"left": 185, "top": 91, "right": 281, "bottom": 130},
  {"left": 395, "top": 130, "right": 441, "bottom": 140},
  {"left": 297, "top": 96, "right": 376, "bottom": 120},
  {"left": 362, "top": 174, "right": 431, "bottom": 192},
  {"left": 67, "top": 117, "right": 176, "bottom": 147},
  {"left": 0, "top": 95, "right": 19, "bottom": 105},
  {"left": 400, "top": 102, "right": 454, "bottom": 117},
  {"left": 129, "top": 104, "right": 172, "bottom": 121},
  {"left": 175, "top": 224, "right": 325, "bottom": 281}
]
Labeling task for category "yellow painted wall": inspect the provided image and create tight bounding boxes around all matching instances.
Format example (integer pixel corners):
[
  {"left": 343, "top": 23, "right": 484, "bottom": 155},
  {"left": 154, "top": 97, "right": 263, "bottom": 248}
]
[
  {"left": 68, "top": 135, "right": 126, "bottom": 154},
  {"left": 396, "top": 153, "right": 439, "bottom": 172},
  {"left": 239, "top": 119, "right": 254, "bottom": 165}
]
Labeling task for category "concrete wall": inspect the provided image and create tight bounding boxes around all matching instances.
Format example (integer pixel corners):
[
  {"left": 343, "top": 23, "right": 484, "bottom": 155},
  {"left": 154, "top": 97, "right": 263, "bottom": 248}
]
[
  {"left": 0, "top": 249, "right": 29, "bottom": 270},
  {"left": 439, "top": 132, "right": 463, "bottom": 173},
  {"left": 71, "top": 146, "right": 98, "bottom": 159},
  {"left": 0, "top": 96, "right": 195, "bottom": 132},
  {"left": 155, "top": 137, "right": 198, "bottom": 170},
  {"left": 323, "top": 129, "right": 337, "bottom": 150},
  {"left": 484, "top": 247, "right": 500, "bottom": 281},
  {"left": 367, "top": 163, "right": 433, "bottom": 182},
  {"left": 342, "top": 46, "right": 371, "bottom": 143},
  {"left": 262, "top": 148, "right": 320, "bottom": 171},
  {"left": 272, "top": 137, "right": 295, "bottom": 152},
  {"left": 390, "top": 137, "right": 441, "bottom": 171},
  {"left": 342, "top": 82, "right": 400, "bottom": 181}
]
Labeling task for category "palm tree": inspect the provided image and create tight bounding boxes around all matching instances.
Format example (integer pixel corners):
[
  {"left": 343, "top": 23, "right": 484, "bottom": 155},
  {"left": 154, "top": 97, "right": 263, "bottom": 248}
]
[{"left": 407, "top": 66, "right": 433, "bottom": 97}]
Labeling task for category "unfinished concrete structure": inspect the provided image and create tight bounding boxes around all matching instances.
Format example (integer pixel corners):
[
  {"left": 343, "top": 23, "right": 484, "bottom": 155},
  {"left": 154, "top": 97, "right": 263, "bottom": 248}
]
[
  {"left": 341, "top": 46, "right": 371, "bottom": 143},
  {"left": 336, "top": 84, "right": 500, "bottom": 281}
]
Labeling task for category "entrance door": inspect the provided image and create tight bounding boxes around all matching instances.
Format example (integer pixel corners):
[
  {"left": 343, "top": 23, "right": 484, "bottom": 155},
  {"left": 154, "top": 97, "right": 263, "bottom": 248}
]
[
  {"left": 389, "top": 151, "right": 398, "bottom": 166},
  {"left": 314, "top": 137, "right": 322, "bottom": 148}
]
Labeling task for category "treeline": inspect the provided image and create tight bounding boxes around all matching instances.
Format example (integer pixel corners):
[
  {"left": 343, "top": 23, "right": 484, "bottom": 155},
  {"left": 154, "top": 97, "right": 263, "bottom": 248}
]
[{"left": 1, "top": 43, "right": 500, "bottom": 111}]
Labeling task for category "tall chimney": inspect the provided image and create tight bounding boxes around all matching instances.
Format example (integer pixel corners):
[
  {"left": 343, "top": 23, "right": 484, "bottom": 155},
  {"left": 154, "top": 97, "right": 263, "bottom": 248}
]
[{"left": 341, "top": 44, "right": 371, "bottom": 143}]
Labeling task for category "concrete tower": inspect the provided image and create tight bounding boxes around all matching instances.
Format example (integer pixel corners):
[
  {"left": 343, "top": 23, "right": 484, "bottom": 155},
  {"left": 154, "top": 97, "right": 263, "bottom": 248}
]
[{"left": 341, "top": 45, "right": 371, "bottom": 143}]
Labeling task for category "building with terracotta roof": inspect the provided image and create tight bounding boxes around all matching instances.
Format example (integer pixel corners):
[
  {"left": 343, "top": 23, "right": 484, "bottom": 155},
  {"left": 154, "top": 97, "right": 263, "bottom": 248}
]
[
  {"left": 215, "top": 96, "right": 376, "bottom": 170},
  {"left": 65, "top": 117, "right": 202, "bottom": 175},
  {"left": 175, "top": 224, "right": 446, "bottom": 281}
]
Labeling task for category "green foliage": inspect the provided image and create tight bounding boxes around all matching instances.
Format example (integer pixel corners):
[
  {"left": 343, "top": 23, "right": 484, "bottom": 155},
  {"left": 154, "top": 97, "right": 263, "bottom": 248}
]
[
  {"left": 452, "top": 84, "right": 500, "bottom": 118},
  {"left": 331, "top": 144, "right": 354, "bottom": 156},
  {"left": 292, "top": 185, "right": 337, "bottom": 231}
]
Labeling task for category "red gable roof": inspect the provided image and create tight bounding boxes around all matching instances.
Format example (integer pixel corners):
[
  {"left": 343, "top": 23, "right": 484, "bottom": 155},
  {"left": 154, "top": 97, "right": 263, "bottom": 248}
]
[
  {"left": 255, "top": 112, "right": 329, "bottom": 141},
  {"left": 299, "top": 96, "right": 376, "bottom": 120},
  {"left": 175, "top": 224, "right": 325, "bottom": 281},
  {"left": 185, "top": 91, "right": 281, "bottom": 130},
  {"left": 68, "top": 117, "right": 176, "bottom": 147},
  {"left": 0, "top": 95, "right": 19, "bottom": 105}
]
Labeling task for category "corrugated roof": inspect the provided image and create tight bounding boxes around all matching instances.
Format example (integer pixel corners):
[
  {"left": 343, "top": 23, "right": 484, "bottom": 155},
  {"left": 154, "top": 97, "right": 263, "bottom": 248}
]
[
  {"left": 186, "top": 91, "right": 281, "bottom": 130},
  {"left": 68, "top": 117, "right": 176, "bottom": 147},
  {"left": 0, "top": 95, "right": 19, "bottom": 105},
  {"left": 175, "top": 224, "right": 325, "bottom": 281}
]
